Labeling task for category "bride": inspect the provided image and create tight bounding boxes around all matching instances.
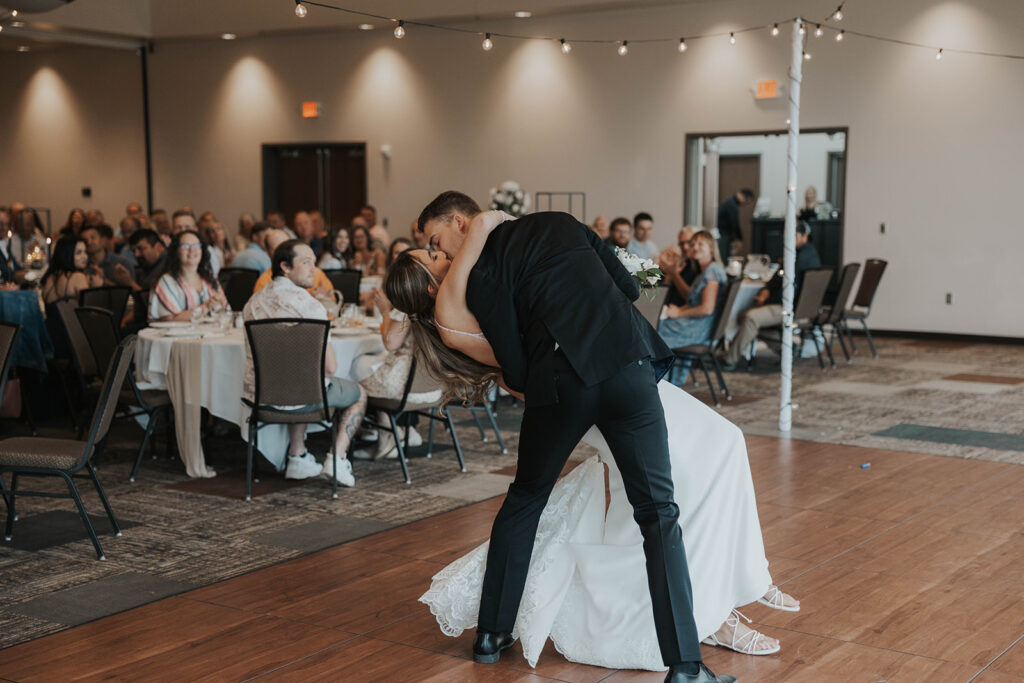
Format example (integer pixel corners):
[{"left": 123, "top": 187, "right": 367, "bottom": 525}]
[{"left": 383, "top": 210, "right": 799, "bottom": 671}]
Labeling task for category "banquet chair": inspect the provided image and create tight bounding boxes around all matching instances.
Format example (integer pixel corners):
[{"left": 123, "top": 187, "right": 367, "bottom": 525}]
[
  {"left": 56, "top": 298, "right": 100, "bottom": 435},
  {"left": 757, "top": 267, "right": 836, "bottom": 370},
  {"left": 363, "top": 357, "right": 466, "bottom": 485},
  {"left": 75, "top": 306, "right": 173, "bottom": 482},
  {"left": 634, "top": 285, "right": 668, "bottom": 329},
  {"left": 79, "top": 286, "right": 132, "bottom": 328},
  {"left": 0, "top": 335, "right": 136, "bottom": 560},
  {"left": 321, "top": 269, "right": 361, "bottom": 305},
  {"left": 839, "top": 258, "right": 887, "bottom": 358},
  {"left": 243, "top": 318, "right": 339, "bottom": 500},
  {"left": 218, "top": 268, "right": 261, "bottom": 311},
  {"left": 821, "top": 262, "right": 861, "bottom": 365},
  {"left": 0, "top": 322, "right": 20, "bottom": 424},
  {"left": 446, "top": 384, "right": 507, "bottom": 455},
  {"left": 671, "top": 278, "right": 742, "bottom": 408}
]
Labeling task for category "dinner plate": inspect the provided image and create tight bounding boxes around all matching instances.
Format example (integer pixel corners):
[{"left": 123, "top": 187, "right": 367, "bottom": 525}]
[{"left": 149, "top": 321, "right": 191, "bottom": 329}]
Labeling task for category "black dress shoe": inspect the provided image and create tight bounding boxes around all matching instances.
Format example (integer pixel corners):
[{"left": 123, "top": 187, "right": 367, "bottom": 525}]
[
  {"left": 472, "top": 630, "right": 515, "bottom": 664},
  {"left": 664, "top": 662, "right": 737, "bottom": 683}
]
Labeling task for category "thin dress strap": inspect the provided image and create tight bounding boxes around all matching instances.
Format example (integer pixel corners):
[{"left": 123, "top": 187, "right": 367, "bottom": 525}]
[{"left": 435, "top": 321, "right": 487, "bottom": 341}]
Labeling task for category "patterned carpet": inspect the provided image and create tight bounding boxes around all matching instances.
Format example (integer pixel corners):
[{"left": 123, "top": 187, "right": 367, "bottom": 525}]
[{"left": 0, "top": 333, "right": 1020, "bottom": 650}]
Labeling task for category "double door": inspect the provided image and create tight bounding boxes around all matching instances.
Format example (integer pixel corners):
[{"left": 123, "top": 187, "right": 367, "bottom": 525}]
[{"left": 262, "top": 143, "right": 366, "bottom": 228}]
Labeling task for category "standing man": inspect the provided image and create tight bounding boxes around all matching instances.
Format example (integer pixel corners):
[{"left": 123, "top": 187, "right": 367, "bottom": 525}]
[
  {"left": 627, "top": 212, "right": 660, "bottom": 260},
  {"left": 715, "top": 188, "right": 754, "bottom": 260}
]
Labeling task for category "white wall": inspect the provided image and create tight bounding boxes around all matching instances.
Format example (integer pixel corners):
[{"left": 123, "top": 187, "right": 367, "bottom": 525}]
[{"left": 1, "top": 0, "right": 1022, "bottom": 337}]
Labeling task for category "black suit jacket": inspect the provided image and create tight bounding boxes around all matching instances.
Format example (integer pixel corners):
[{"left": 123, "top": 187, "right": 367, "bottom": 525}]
[{"left": 466, "top": 212, "right": 673, "bottom": 407}]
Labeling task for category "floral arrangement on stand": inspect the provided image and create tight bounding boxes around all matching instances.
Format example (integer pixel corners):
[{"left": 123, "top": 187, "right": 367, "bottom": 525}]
[
  {"left": 614, "top": 247, "right": 663, "bottom": 300},
  {"left": 489, "top": 181, "right": 531, "bottom": 217}
]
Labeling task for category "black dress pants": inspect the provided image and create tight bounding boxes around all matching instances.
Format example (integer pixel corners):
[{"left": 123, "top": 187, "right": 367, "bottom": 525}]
[{"left": 477, "top": 353, "right": 702, "bottom": 665}]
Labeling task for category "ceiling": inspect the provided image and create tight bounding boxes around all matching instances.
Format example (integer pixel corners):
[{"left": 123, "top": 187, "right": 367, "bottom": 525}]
[{"left": 0, "top": 0, "right": 716, "bottom": 49}]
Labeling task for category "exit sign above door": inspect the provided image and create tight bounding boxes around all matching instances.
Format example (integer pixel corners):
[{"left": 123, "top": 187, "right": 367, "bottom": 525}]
[{"left": 755, "top": 80, "right": 779, "bottom": 99}]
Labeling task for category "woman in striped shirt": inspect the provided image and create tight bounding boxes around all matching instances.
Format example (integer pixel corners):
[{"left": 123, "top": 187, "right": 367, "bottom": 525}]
[{"left": 149, "top": 230, "right": 227, "bottom": 321}]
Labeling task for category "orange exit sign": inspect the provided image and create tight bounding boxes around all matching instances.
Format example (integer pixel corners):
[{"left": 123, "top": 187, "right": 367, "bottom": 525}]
[
  {"left": 756, "top": 80, "right": 778, "bottom": 99},
  {"left": 302, "top": 101, "right": 321, "bottom": 118}
]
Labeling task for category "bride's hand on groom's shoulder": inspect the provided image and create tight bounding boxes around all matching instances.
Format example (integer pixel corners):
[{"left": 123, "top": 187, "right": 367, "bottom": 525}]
[{"left": 473, "top": 210, "right": 515, "bottom": 235}]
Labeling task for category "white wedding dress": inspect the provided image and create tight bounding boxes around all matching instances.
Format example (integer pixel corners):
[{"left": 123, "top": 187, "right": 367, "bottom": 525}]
[{"left": 420, "top": 380, "right": 773, "bottom": 671}]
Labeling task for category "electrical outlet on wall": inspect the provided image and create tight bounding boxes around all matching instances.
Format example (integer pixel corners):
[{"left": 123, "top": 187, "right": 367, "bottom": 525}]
[
  {"left": 946, "top": 292, "right": 953, "bottom": 305},
  {"left": 879, "top": 222, "right": 886, "bottom": 234}
]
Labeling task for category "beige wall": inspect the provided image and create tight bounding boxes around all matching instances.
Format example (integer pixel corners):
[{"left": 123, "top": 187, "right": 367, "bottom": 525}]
[{"left": 2, "top": 0, "right": 1022, "bottom": 337}]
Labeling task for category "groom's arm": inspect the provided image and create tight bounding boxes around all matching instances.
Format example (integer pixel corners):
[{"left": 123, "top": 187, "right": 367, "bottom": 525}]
[{"left": 581, "top": 222, "right": 640, "bottom": 301}]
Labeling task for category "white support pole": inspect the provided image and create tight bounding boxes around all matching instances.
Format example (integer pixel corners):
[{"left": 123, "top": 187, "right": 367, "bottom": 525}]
[{"left": 780, "top": 18, "right": 803, "bottom": 432}]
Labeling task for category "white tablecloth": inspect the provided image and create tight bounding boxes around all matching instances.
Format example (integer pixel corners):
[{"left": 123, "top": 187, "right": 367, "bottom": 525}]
[{"left": 136, "top": 325, "right": 384, "bottom": 477}]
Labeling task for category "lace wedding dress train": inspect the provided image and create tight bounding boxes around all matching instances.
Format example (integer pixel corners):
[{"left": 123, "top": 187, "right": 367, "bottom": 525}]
[{"left": 420, "top": 380, "right": 772, "bottom": 671}]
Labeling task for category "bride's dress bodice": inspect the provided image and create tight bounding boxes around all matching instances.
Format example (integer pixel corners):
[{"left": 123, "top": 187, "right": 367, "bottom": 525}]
[{"left": 420, "top": 381, "right": 771, "bottom": 671}]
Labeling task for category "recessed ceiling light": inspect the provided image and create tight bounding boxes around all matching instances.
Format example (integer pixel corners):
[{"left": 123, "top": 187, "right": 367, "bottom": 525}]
[
  {"left": 16, "top": 45, "right": 30, "bottom": 52},
  {"left": 514, "top": 11, "right": 532, "bottom": 18},
  {"left": 221, "top": 33, "right": 236, "bottom": 40},
  {"left": 358, "top": 23, "right": 374, "bottom": 30}
]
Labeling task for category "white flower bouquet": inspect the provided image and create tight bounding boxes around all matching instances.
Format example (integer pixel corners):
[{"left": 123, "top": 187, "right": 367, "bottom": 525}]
[
  {"left": 614, "top": 246, "right": 663, "bottom": 299},
  {"left": 489, "top": 180, "right": 531, "bottom": 217}
]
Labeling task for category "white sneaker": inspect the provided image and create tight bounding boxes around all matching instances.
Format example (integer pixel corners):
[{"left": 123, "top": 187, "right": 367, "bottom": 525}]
[
  {"left": 407, "top": 427, "right": 424, "bottom": 447},
  {"left": 322, "top": 454, "right": 355, "bottom": 487},
  {"left": 285, "top": 452, "right": 323, "bottom": 480}
]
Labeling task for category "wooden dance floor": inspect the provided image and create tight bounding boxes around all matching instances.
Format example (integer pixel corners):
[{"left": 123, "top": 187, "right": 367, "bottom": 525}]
[{"left": 1, "top": 435, "right": 1022, "bottom": 682}]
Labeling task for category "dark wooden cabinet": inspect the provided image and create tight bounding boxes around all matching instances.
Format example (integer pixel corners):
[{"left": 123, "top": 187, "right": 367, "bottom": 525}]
[{"left": 750, "top": 217, "right": 842, "bottom": 268}]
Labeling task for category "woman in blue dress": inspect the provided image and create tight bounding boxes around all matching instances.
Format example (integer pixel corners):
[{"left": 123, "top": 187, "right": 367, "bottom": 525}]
[{"left": 657, "top": 230, "right": 727, "bottom": 350}]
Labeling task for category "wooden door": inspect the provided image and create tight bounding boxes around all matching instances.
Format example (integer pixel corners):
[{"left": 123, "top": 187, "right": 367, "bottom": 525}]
[
  {"left": 718, "top": 154, "right": 760, "bottom": 254},
  {"left": 262, "top": 143, "right": 367, "bottom": 228}
]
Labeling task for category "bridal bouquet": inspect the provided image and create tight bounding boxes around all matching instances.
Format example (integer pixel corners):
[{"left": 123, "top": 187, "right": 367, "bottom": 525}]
[
  {"left": 489, "top": 181, "right": 531, "bottom": 217},
  {"left": 614, "top": 246, "right": 663, "bottom": 299}
]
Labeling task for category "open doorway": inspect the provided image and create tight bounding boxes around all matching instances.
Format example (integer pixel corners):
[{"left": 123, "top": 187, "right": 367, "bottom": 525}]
[{"left": 684, "top": 128, "right": 848, "bottom": 268}]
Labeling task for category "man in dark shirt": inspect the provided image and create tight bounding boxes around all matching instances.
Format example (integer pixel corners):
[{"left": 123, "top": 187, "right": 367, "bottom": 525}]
[
  {"left": 722, "top": 221, "right": 821, "bottom": 368},
  {"left": 112, "top": 229, "right": 167, "bottom": 331},
  {"left": 715, "top": 188, "right": 754, "bottom": 260}
]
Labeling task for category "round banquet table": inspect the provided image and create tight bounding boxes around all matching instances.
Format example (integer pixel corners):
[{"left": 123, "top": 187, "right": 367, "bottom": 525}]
[{"left": 135, "top": 324, "right": 384, "bottom": 478}]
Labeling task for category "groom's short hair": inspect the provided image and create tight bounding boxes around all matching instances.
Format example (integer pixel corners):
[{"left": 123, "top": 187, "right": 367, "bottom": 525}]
[{"left": 417, "top": 191, "right": 481, "bottom": 232}]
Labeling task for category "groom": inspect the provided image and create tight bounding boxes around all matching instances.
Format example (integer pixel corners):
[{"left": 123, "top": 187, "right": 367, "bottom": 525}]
[{"left": 418, "top": 191, "right": 734, "bottom": 683}]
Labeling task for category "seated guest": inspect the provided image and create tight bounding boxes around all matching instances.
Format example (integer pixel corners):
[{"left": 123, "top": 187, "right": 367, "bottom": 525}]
[
  {"left": 310, "top": 210, "right": 327, "bottom": 241},
  {"left": 265, "top": 210, "right": 295, "bottom": 238},
  {"left": 84, "top": 208, "right": 104, "bottom": 228},
  {"left": 659, "top": 227, "right": 699, "bottom": 307},
  {"left": 9, "top": 203, "right": 50, "bottom": 272},
  {"left": 607, "top": 216, "right": 632, "bottom": 250},
  {"left": 798, "top": 186, "right": 818, "bottom": 222},
  {"left": 149, "top": 230, "right": 227, "bottom": 321},
  {"left": 657, "top": 229, "right": 728, "bottom": 357},
  {"left": 348, "top": 224, "right": 386, "bottom": 276},
  {"left": 60, "top": 208, "right": 86, "bottom": 237},
  {"left": 232, "top": 222, "right": 273, "bottom": 271},
  {"left": 202, "top": 218, "right": 234, "bottom": 269},
  {"left": 80, "top": 224, "right": 133, "bottom": 283},
  {"left": 350, "top": 287, "right": 438, "bottom": 459},
  {"left": 386, "top": 237, "right": 412, "bottom": 270},
  {"left": 626, "top": 211, "right": 659, "bottom": 260},
  {"left": 722, "top": 221, "right": 822, "bottom": 369},
  {"left": 0, "top": 208, "right": 19, "bottom": 284},
  {"left": 253, "top": 228, "right": 333, "bottom": 294},
  {"left": 318, "top": 225, "right": 350, "bottom": 270},
  {"left": 410, "top": 219, "right": 428, "bottom": 249},
  {"left": 234, "top": 212, "right": 256, "bottom": 253},
  {"left": 363, "top": 205, "right": 391, "bottom": 250},
  {"left": 293, "top": 210, "right": 323, "bottom": 255},
  {"left": 117, "top": 216, "right": 142, "bottom": 261},
  {"left": 112, "top": 229, "right": 167, "bottom": 329},
  {"left": 590, "top": 215, "right": 609, "bottom": 240},
  {"left": 40, "top": 236, "right": 104, "bottom": 304},
  {"left": 243, "top": 239, "right": 367, "bottom": 485},
  {"left": 151, "top": 209, "right": 172, "bottom": 242}
]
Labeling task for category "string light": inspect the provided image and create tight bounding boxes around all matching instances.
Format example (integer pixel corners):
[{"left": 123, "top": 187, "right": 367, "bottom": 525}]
[
  {"left": 678, "top": 37, "right": 687, "bottom": 52},
  {"left": 393, "top": 20, "right": 405, "bottom": 39},
  {"left": 833, "top": 5, "right": 844, "bottom": 21},
  {"left": 814, "top": 24, "right": 823, "bottom": 38},
  {"left": 0, "top": 26, "right": 4, "bottom": 33},
  {"left": 482, "top": 33, "right": 493, "bottom": 51},
  {"left": 294, "top": 1, "right": 307, "bottom": 18},
  {"left": 936, "top": 48, "right": 943, "bottom": 60},
  {"left": 560, "top": 38, "right": 571, "bottom": 54},
  {"left": 836, "top": 30, "right": 844, "bottom": 42},
  {"left": 771, "top": 24, "right": 779, "bottom": 37},
  {"left": 617, "top": 40, "right": 628, "bottom": 56},
  {"left": 799, "top": 23, "right": 805, "bottom": 36},
  {"left": 803, "top": 51, "right": 811, "bottom": 60},
  {"left": 729, "top": 32, "right": 736, "bottom": 45},
  {"left": 11, "top": 9, "right": 17, "bottom": 17}
]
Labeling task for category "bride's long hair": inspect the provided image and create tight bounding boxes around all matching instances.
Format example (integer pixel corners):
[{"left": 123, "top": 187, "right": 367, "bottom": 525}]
[{"left": 384, "top": 251, "right": 501, "bottom": 405}]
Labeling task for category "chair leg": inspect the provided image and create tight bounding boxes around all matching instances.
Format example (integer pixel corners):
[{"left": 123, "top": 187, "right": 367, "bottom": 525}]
[
  {"left": 0, "top": 473, "right": 10, "bottom": 516},
  {"left": 130, "top": 411, "right": 157, "bottom": 482},
  {"left": 861, "top": 319, "right": 878, "bottom": 358},
  {"left": 708, "top": 354, "right": 731, "bottom": 401},
  {"left": 2, "top": 473, "right": 16, "bottom": 540},
  {"left": 843, "top": 320, "right": 858, "bottom": 353},
  {"left": 697, "top": 359, "right": 720, "bottom": 407},
  {"left": 483, "top": 402, "right": 507, "bottom": 454},
  {"left": 820, "top": 326, "right": 836, "bottom": 368},
  {"left": 330, "top": 414, "right": 339, "bottom": 500},
  {"left": 387, "top": 412, "right": 411, "bottom": 485},
  {"left": 808, "top": 328, "right": 825, "bottom": 370},
  {"left": 20, "top": 378, "right": 37, "bottom": 437},
  {"left": 834, "top": 324, "right": 851, "bottom": 362},
  {"left": 470, "top": 409, "right": 488, "bottom": 442},
  {"left": 63, "top": 473, "right": 104, "bottom": 560},
  {"left": 245, "top": 421, "right": 256, "bottom": 501},
  {"left": 426, "top": 407, "right": 436, "bottom": 459},
  {"left": 86, "top": 463, "right": 121, "bottom": 537},
  {"left": 444, "top": 407, "right": 467, "bottom": 473}
]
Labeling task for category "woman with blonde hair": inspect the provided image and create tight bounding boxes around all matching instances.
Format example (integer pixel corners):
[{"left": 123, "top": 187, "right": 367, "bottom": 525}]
[
  {"left": 384, "top": 213, "right": 796, "bottom": 671},
  {"left": 656, "top": 229, "right": 728, "bottom": 351}
]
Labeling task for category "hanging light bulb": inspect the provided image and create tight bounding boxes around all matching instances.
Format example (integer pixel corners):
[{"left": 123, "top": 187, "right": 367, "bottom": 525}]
[
  {"left": 729, "top": 32, "right": 736, "bottom": 45},
  {"left": 836, "top": 30, "right": 844, "bottom": 42},
  {"left": 834, "top": 6, "right": 844, "bottom": 21},
  {"left": 394, "top": 20, "right": 405, "bottom": 38},
  {"left": 11, "top": 9, "right": 18, "bottom": 16},
  {"left": 678, "top": 37, "right": 687, "bottom": 52},
  {"left": 617, "top": 40, "right": 628, "bottom": 56},
  {"left": 799, "top": 23, "right": 805, "bottom": 36},
  {"left": 935, "top": 48, "right": 943, "bottom": 60},
  {"left": 803, "top": 51, "right": 812, "bottom": 60},
  {"left": 771, "top": 24, "right": 779, "bottom": 37},
  {"left": 294, "top": 1, "right": 307, "bottom": 18},
  {"left": 482, "top": 33, "right": 493, "bottom": 51},
  {"left": 560, "top": 38, "right": 571, "bottom": 54},
  {"left": 815, "top": 24, "right": 823, "bottom": 38}
]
